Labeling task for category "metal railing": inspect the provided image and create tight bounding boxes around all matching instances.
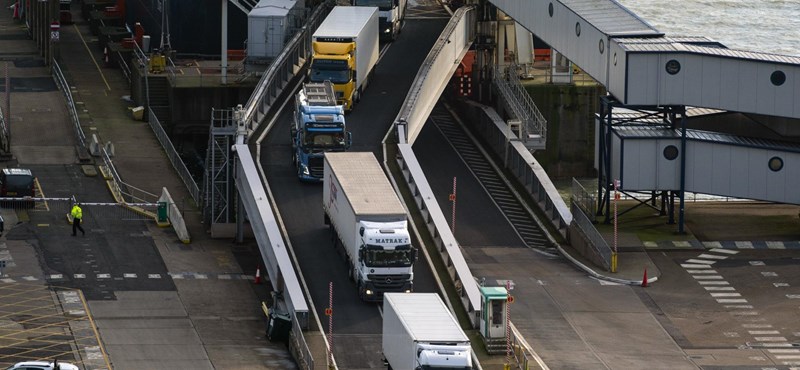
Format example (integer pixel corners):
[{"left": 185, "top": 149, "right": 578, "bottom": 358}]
[
  {"left": 99, "top": 148, "right": 159, "bottom": 204},
  {"left": 461, "top": 102, "right": 571, "bottom": 236},
  {"left": 147, "top": 108, "right": 201, "bottom": 206},
  {"left": 52, "top": 59, "right": 86, "bottom": 149},
  {"left": 570, "top": 201, "right": 612, "bottom": 271},
  {"left": 493, "top": 63, "right": 547, "bottom": 147},
  {"left": 571, "top": 178, "right": 596, "bottom": 223},
  {"left": 289, "top": 313, "right": 314, "bottom": 370},
  {"left": 0, "top": 104, "right": 8, "bottom": 154},
  {"left": 509, "top": 323, "right": 549, "bottom": 370}
]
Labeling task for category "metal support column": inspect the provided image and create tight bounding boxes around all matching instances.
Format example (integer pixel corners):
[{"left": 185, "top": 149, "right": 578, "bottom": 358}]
[
  {"left": 678, "top": 107, "right": 687, "bottom": 233},
  {"left": 597, "top": 97, "right": 607, "bottom": 217},
  {"left": 603, "top": 98, "right": 613, "bottom": 224},
  {"left": 221, "top": 0, "right": 228, "bottom": 84}
]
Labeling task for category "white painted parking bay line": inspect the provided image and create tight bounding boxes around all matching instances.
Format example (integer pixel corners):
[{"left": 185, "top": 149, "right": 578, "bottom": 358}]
[
  {"left": 761, "top": 343, "right": 794, "bottom": 347},
  {"left": 717, "top": 298, "right": 748, "bottom": 303},
  {"left": 710, "top": 248, "right": 738, "bottom": 254},
  {"left": 123, "top": 273, "right": 136, "bottom": 278},
  {"left": 735, "top": 241, "right": 754, "bottom": 248},
  {"left": 699, "top": 281, "right": 730, "bottom": 285},
  {"left": 768, "top": 349, "right": 800, "bottom": 353},
  {"left": 726, "top": 305, "right": 754, "bottom": 309},
  {"left": 777, "top": 356, "right": 800, "bottom": 360},
  {"left": 698, "top": 253, "right": 728, "bottom": 260},
  {"left": 694, "top": 275, "right": 724, "bottom": 279},
  {"left": 743, "top": 324, "right": 772, "bottom": 328},
  {"left": 732, "top": 311, "right": 759, "bottom": 316},
  {"left": 756, "top": 337, "right": 788, "bottom": 341},
  {"left": 688, "top": 270, "right": 718, "bottom": 274},
  {"left": 681, "top": 264, "right": 711, "bottom": 269},
  {"left": 711, "top": 292, "right": 741, "bottom": 297},
  {"left": 705, "top": 286, "right": 735, "bottom": 291},
  {"left": 749, "top": 330, "right": 781, "bottom": 335},
  {"left": 686, "top": 259, "right": 716, "bottom": 265}
]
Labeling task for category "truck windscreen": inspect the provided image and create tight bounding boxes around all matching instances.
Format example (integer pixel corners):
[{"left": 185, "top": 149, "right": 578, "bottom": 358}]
[
  {"left": 311, "top": 60, "right": 350, "bottom": 84},
  {"left": 303, "top": 131, "right": 345, "bottom": 148},
  {"left": 364, "top": 247, "right": 413, "bottom": 267}
]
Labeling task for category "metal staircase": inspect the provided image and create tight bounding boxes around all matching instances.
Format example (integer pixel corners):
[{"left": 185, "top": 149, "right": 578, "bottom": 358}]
[
  {"left": 203, "top": 108, "right": 238, "bottom": 225},
  {"left": 493, "top": 63, "right": 547, "bottom": 150}
]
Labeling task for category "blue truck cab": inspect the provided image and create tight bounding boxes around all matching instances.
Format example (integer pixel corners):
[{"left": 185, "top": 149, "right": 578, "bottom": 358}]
[{"left": 291, "top": 81, "right": 351, "bottom": 181}]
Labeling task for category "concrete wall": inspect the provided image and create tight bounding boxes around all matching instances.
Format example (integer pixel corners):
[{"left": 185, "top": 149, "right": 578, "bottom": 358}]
[{"left": 522, "top": 83, "right": 605, "bottom": 179}]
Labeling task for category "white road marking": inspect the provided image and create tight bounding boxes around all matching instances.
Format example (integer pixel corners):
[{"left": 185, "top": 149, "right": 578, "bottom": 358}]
[
  {"left": 750, "top": 261, "right": 766, "bottom": 266},
  {"left": 774, "top": 283, "right": 790, "bottom": 287},
  {"left": 704, "top": 286, "right": 735, "bottom": 291},
  {"left": 710, "top": 248, "right": 737, "bottom": 254},
  {"left": 735, "top": 241, "right": 754, "bottom": 248},
  {"left": 123, "top": 273, "right": 137, "bottom": 278},
  {"left": 743, "top": 324, "right": 773, "bottom": 328},
  {"left": 97, "top": 273, "right": 110, "bottom": 279},
  {"left": 756, "top": 337, "right": 788, "bottom": 342},
  {"left": 689, "top": 270, "right": 718, "bottom": 274},
  {"left": 749, "top": 331, "right": 781, "bottom": 335},
  {"left": 762, "top": 272, "right": 778, "bottom": 277},
  {"left": 74, "top": 274, "right": 86, "bottom": 279},
  {"left": 726, "top": 305, "right": 754, "bottom": 309},
  {"left": 50, "top": 274, "right": 63, "bottom": 279},
  {"left": 717, "top": 298, "right": 748, "bottom": 303},
  {"left": 766, "top": 241, "right": 786, "bottom": 249},
  {"left": 768, "top": 349, "right": 800, "bottom": 353},
  {"left": 694, "top": 275, "right": 724, "bottom": 280},
  {"left": 681, "top": 264, "right": 711, "bottom": 269},
  {"left": 698, "top": 253, "right": 728, "bottom": 260},
  {"left": 711, "top": 292, "right": 742, "bottom": 297},
  {"left": 699, "top": 281, "right": 730, "bottom": 285},
  {"left": 732, "top": 311, "right": 759, "bottom": 316},
  {"left": 686, "top": 259, "right": 716, "bottom": 265},
  {"left": 148, "top": 274, "right": 161, "bottom": 279}
]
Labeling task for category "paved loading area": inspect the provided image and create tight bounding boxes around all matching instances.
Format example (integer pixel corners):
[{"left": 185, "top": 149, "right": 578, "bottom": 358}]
[{"left": 0, "top": 3, "right": 295, "bottom": 369}]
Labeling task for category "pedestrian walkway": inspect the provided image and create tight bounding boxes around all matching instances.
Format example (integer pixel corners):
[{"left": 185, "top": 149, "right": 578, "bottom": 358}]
[{"left": 1, "top": 4, "right": 294, "bottom": 369}]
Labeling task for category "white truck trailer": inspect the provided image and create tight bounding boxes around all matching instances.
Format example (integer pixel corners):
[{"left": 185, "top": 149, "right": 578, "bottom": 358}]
[
  {"left": 383, "top": 293, "right": 473, "bottom": 370},
  {"left": 323, "top": 152, "right": 415, "bottom": 301},
  {"left": 310, "top": 6, "right": 379, "bottom": 111}
]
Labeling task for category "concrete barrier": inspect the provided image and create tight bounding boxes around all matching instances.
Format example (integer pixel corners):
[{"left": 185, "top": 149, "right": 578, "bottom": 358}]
[{"left": 160, "top": 187, "right": 190, "bottom": 243}]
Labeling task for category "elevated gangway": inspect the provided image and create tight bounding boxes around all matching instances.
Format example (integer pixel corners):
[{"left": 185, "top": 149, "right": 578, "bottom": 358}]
[{"left": 489, "top": 0, "right": 800, "bottom": 120}]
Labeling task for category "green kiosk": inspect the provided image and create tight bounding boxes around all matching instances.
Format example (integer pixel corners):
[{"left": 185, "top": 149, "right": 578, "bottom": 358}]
[{"left": 479, "top": 285, "right": 509, "bottom": 349}]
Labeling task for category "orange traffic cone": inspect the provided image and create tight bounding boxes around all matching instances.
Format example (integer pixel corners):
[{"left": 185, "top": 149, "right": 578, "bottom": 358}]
[
  {"left": 641, "top": 267, "right": 648, "bottom": 287},
  {"left": 254, "top": 266, "right": 261, "bottom": 284}
]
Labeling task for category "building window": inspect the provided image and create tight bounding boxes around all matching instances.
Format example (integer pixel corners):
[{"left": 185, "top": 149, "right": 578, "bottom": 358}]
[
  {"left": 663, "top": 145, "right": 679, "bottom": 160},
  {"left": 771, "top": 71, "right": 786, "bottom": 86},
  {"left": 548, "top": 2, "right": 553, "bottom": 17},
  {"left": 575, "top": 22, "right": 581, "bottom": 37},
  {"left": 599, "top": 39, "right": 605, "bottom": 54},
  {"left": 768, "top": 156, "right": 784, "bottom": 172},
  {"left": 665, "top": 60, "right": 681, "bottom": 75}
]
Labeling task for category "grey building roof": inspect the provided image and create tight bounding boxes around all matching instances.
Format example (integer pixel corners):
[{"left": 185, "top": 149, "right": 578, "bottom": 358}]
[
  {"left": 614, "top": 127, "right": 800, "bottom": 153},
  {"left": 561, "top": 0, "right": 662, "bottom": 37}
]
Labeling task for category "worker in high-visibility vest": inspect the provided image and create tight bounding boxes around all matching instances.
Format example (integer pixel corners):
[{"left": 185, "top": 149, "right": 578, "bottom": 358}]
[{"left": 71, "top": 203, "right": 85, "bottom": 236}]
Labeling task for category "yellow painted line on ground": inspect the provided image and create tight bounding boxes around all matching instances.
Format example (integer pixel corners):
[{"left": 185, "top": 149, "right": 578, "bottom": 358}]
[
  {"left": 37, "top": 224, "right": 49, "bottom": 227},
  {"left": 73, "top": 24, "right": 111, "bottom": 91},
  {"left": 78, "top": 290, "right": 114, "bottom": 369}
]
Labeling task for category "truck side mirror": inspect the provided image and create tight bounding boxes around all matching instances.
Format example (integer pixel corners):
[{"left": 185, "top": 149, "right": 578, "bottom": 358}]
[{"left": 346, "top": 132, "right": 352, "bottom": 149}]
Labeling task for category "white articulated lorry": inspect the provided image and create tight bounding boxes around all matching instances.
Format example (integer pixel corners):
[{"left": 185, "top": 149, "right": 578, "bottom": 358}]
[
  {"left": 310, "top": 6, "right": 379, "bottom": 111},
  {"left": 323, "top": 152, "right": 415, "bottom": 301},
  {"left": 383, "top": 293, "right": 473, "bottom": 370}
]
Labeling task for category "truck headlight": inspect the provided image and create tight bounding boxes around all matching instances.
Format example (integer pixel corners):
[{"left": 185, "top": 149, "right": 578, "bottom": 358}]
[
  {"left": 404, "top": 289, "right": 411, "bottom": 293},
  {"left": 300, "top": 164, "right": 309, "bottom": 176},
  {"left": 365, "top": 289, "right": 374, "bottom": 295},
  {"left": 384, "top": 28, "right": 391, "bottom": 33}
]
